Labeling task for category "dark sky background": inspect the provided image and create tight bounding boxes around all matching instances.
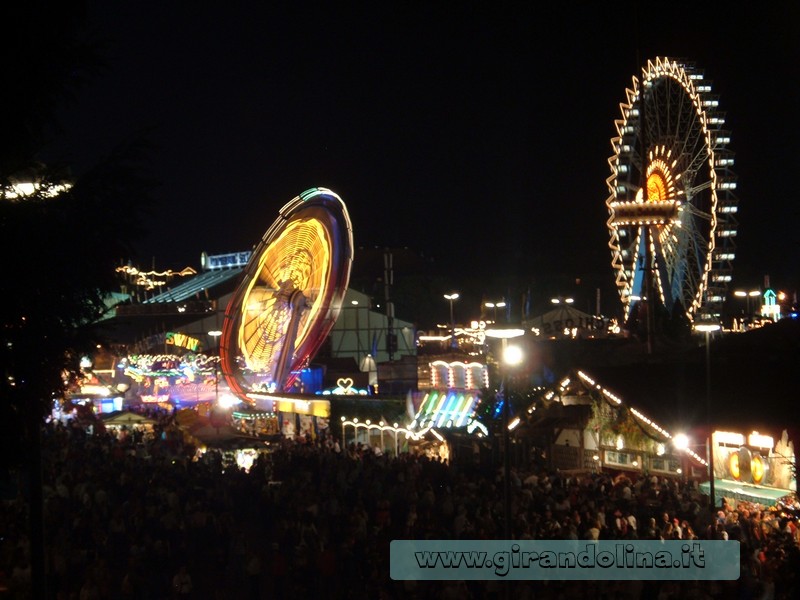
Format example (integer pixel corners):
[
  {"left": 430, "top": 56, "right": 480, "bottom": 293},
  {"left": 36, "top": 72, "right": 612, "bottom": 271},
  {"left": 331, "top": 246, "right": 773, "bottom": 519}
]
[{"left": 42, "top": 3, "right": 800, "bottom": 322}]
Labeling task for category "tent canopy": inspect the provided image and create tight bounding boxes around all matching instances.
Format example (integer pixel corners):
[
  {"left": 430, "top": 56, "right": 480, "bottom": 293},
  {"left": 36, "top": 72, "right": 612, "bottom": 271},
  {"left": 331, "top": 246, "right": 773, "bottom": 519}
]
[
  {"left": 524, "top": 305, "right": 602, "bottom": 338},
  {"left": 699, "top": 478, "right": 795, "bottom": 508},
  {"left": 100, "top": 411, "right": 157, "bottom": 427}
]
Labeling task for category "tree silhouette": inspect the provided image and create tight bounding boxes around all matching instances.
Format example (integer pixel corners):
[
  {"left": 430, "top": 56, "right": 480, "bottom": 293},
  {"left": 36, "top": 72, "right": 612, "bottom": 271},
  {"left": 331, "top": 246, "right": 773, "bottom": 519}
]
[{"left": 1, "top": 3, "right": 155, "bottom": 596}]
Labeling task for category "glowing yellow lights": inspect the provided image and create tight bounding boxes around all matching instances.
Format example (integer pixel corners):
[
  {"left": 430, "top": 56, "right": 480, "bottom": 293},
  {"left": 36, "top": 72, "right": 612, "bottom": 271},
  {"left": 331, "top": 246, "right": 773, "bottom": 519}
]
[
  {"left": 729, "top": 452, "right": 741, "bottom": 480},
  {"left": 606, "top": 56, "right": 736, "bottom": 323},
  {"left": 751, "top": 454, "right": 766, "bottom": 484},
  {"left": 220, "top": 187, "right": 353, "bottom": 402},
  {"left": 116, "top": 265, "right": 197, "bottom": 290},
  {"left": 1, "top": 181, "right": 72, "bottom": 200},
  {"left": 239, "top": 218, "right": 331, "bottom": 374},
  {"left": 647, "top": 170, "right": 667, "bottom": 201}
]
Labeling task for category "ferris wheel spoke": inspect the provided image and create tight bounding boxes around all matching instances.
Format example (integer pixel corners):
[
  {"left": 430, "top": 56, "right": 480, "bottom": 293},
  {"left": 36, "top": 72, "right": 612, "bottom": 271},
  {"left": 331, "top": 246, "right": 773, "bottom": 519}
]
[{"left": 681, "top": 201, "right": 713, "bottom": 223}]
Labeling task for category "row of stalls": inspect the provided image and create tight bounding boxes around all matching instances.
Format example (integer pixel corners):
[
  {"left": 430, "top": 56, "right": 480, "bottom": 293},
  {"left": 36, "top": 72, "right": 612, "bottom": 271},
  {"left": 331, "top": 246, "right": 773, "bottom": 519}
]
[
  {"left": 67, "top": 338, "right": 798, "bottom": 510},
  {"left": 516, "top": 368, "right": 797, "bottom": 507}
]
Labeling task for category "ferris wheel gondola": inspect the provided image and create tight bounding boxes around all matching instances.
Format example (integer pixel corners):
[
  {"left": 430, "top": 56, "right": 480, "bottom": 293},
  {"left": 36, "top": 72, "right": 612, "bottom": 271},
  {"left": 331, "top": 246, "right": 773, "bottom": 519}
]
[{"left": 606, "top": 57, "right": 739, "bottom": 324}]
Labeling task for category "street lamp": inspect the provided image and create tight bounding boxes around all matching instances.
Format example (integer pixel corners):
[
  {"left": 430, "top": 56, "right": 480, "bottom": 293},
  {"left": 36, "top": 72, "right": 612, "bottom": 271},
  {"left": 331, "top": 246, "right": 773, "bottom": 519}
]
[
  {"left": 486, "top": 327, "right": 525, "bottom": 540},
  {"left": 672, "top": 433, "right": 711, "bottom": 484},
  {"left": 484, "top": 300, "right": 506, "bottom": 323},
  {"left": 694, "top": 320, "right": 720, "bottom": 509},
  {"left": 208, "top": 330, "right": 223, "bottom": 404},
  {"left": 673, "top": 432, "right": 689, "bottom": 451},
  {"left": 734, "top": 290, "right": 760, "bottom": 323},
  {"left": 444, "top": 293, "right": 459, "bottom": 349}
]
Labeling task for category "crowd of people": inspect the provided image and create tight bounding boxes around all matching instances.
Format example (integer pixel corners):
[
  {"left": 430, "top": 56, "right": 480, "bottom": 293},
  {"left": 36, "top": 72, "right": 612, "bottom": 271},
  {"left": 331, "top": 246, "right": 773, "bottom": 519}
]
[{"left": 1, "top": 407, "right": 799, "bottom": 599}]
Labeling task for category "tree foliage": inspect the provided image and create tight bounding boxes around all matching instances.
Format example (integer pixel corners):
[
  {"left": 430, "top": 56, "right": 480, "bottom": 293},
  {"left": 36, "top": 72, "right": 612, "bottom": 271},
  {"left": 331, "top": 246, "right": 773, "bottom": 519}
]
[{"left": 0, "top": 1, "right": 156, "bottom": 467}]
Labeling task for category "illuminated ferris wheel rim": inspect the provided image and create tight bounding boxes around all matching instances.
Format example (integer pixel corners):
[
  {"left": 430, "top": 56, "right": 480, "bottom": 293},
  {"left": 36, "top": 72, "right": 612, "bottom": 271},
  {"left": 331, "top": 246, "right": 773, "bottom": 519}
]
[
  {"left": 220, "top": 187, "right": 353, "bottom": 401},
  {"left": 605, "top": 56, "right": 738, "bottom": 323}
]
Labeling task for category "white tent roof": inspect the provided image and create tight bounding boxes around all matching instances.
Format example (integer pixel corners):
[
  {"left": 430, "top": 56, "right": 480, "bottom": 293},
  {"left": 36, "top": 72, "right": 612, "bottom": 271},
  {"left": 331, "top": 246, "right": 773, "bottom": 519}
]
[
  {"left": 525, "top": 305, "right": 596, "bottom": 329},
  {"left": 100, "top": 411, "right": 157, "bottom": 427}
]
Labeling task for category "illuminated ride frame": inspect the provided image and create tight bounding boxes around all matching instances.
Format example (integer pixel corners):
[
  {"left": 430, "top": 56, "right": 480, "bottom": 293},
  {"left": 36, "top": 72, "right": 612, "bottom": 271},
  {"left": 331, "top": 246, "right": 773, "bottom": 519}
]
[
  {"left": 219, "top": 188, "right": 353, "bottom": 425},
  {"left": 606, "top": 57, "right": 738, "bottom": 324}
]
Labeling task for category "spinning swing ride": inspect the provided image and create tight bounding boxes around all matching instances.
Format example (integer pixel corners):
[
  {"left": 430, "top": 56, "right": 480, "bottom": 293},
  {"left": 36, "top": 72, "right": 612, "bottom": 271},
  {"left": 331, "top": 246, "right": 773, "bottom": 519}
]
[{"left": 219, "top": 187, "right": 353, "bottom": 403}]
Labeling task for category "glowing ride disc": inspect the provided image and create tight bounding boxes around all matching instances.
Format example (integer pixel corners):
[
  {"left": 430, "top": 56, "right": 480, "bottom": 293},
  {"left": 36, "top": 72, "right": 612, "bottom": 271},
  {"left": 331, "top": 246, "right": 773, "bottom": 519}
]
[{"left": 220, "top": 187, "right": 353, "bottom": 402}]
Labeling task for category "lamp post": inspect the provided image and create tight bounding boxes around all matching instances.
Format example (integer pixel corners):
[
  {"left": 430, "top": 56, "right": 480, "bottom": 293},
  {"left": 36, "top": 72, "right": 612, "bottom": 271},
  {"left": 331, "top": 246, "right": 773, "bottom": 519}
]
[
  {"left": 485, "top": 327, "right": 525, "bottom": 540},
  {"left": 209, "top": 330, "right": 222, "bottom": 404},
  {"left": 734, "top": 290, "right": 760, "bottom": 324},
  {"left": 484, "top": 300, "right": 506, "bottom": 323},
  {"left": 444, "top": 293, "right": 459, "bottom": 349},
  {"left": 694, "top": 320, "right": 720, "bottom": 509}
]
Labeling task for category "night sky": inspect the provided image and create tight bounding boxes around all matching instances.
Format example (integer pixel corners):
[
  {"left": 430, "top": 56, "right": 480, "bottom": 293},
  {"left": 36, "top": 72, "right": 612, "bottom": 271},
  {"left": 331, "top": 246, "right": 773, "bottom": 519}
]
[{"left": 41, "top": 3, "right": 800, "bottom": 322}]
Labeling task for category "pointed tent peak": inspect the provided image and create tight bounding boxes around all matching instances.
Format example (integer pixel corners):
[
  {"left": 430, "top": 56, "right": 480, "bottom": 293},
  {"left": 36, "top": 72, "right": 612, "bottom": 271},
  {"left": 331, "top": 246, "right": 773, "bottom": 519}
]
[
  {"left": 530, "top": 304, "right": 594, "bottom": 322},
  {"left": 100, "top": 410, "right": 158, "bottom": 426},
  {"left": 530, "top": 368, "right": 675, "bottom": 445}
]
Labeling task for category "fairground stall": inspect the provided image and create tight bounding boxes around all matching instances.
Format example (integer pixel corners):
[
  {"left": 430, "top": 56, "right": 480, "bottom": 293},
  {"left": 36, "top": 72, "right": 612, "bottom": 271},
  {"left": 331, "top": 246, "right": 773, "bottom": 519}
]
[
  {"left": 699, "top": 429, "right": 797, "bottom": 508},
  {"left": 520, "top": 369, "right": 697, "bottom": 478}
]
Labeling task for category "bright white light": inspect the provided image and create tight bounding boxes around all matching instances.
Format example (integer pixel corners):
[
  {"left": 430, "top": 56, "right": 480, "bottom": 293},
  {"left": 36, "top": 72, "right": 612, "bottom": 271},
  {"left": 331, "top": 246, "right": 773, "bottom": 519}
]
[
  {"left": 503, "top": 345, "right": 523, "bottom": 366},
  {"left": 673, "top": 433, "right": 689, "bottom": 450},
  {"left": 444, "top": 293, "right": 460, "bottom": 301},
  {"left": 217, "top": 394, "right": 241, "bottom": 409},
  {"left": 748, "top": 431, "right": 774, "bottom": 449},
  {"left": 715, "top": 431, "right": 745, "bottom": 445},
  {"left": 208, "top": 330, "right": 222, "bottom": 337},
  {"left": 694, "top": 322, "right": 720, "bottom": 332},
  {"left": 485, "top": 328, "right": 525, "bottom": 339}
]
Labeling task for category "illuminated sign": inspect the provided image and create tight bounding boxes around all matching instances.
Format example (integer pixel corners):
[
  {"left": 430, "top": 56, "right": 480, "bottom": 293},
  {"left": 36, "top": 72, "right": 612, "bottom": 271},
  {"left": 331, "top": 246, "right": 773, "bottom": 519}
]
[
  {"left": 142, "top": 394, "right": 170, "bottom": 403},
  {"left": 318, "top": 377, "right": 368, "bottom": 396},
  {"left": 165, "top": 332, "right": 202, "bottom": 352},
  {"left": 749, "top": 431, "right": 774, "bottom": 449},
  {"left": 203, "top": 251, "right": 252, "bottom": 270}
]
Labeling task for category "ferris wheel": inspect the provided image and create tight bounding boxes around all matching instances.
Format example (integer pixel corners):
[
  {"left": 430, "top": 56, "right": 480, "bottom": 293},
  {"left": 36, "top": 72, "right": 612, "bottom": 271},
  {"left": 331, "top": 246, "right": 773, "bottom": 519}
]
[
  {"left": 606, "top": 57, "right": 738, "bottom": 324},
  {"left": 220, "top": 187, "right": 353, "bottom": 401}
]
